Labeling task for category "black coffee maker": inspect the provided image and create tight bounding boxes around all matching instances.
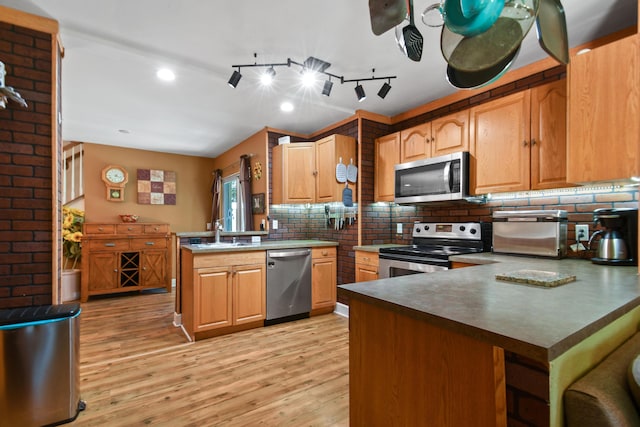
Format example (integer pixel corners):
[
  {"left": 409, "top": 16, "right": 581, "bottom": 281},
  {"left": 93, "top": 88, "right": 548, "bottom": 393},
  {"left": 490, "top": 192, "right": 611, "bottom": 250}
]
[{"left": 588, "top": 208, "right": 638, "bottom": 266}]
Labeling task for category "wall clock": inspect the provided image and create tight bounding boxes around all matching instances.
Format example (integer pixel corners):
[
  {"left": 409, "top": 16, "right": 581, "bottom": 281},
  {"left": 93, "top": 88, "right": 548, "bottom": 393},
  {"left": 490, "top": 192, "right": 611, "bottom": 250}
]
[{"left": 101, "top": 165, "right": 129, "bottom": 201}]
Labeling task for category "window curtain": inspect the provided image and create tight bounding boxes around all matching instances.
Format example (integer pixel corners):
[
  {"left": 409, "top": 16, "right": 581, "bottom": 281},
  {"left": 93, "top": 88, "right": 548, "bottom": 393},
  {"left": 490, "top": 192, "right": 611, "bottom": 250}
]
[
  {"left": 239, "top": 155, "right": 253, "bottom": 231},
  {"left": 210, "top": 169, "right": 222, "bottom": 226}
]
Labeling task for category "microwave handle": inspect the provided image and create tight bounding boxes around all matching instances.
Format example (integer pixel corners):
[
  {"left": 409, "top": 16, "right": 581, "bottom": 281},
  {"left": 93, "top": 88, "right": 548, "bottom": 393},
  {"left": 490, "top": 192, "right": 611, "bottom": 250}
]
[{"left": 443, "top": 161, "right": 452, "bottom": 191}]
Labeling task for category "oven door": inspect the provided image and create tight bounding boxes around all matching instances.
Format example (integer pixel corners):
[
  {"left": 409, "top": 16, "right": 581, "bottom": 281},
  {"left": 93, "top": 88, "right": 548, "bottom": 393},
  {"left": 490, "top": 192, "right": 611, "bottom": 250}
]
[{"left": 378, "top": 256, "right": 448, "bottom": 279}]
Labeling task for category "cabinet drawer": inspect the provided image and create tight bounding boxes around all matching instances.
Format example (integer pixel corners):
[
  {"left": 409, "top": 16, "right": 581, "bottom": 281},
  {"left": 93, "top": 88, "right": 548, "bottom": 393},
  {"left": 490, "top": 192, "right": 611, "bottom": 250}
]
[
  {"left": 87, "top": 239, "right": 130, "bottom": 251},
  {"left": 131, "top": 238, "right": 167, "bottom": 250},
  {"left": 312, "top": 247, "right": 336, "bottom": 259},
  {"left": 355, "top": 251, "right": 378, "bottom": 266},
  {"left": 84, "top": 224, "right": 116, "bottom": 234},
  {"left": 144, "top": 224, "right": 169, "bottom": 234},
  {"left": 116, "top": 224, "right": 144, "bottom": 235},
  {"left": 193, "top": 251, "right": 266, "bottom": 269}
]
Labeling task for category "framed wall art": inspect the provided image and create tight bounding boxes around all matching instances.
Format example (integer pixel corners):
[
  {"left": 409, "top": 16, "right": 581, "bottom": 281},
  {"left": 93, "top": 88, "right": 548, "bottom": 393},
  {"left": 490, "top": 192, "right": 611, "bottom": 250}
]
[{"left": 252, "top": 193, "right": 265, "bottom": 214}]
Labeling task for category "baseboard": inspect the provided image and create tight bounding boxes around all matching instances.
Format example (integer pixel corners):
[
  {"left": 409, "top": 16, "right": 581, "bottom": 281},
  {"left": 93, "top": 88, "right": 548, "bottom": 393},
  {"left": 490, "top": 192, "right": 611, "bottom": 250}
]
[
  {"left": 173, "top": 312, "right": 182, "bottom": 327},
  {"left": 334, "top": 302, "right": 349, "bottom": 318},
  {"left": 179, "top": 324, "right": 193, "bottom": 342}
]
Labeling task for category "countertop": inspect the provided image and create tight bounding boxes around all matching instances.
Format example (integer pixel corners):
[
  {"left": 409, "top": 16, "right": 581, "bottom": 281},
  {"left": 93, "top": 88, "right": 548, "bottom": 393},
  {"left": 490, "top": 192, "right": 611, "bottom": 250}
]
[
  {"left": 182, "top": 239, "right": 338, "bottom": 254},
  {"left": 339, "top": 252, "right": 640, "bottom": 362}
]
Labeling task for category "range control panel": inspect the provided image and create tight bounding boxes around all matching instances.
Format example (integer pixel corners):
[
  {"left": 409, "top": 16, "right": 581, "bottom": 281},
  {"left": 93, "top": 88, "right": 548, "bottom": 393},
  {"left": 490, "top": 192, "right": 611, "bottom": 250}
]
[{"left": 412, "top": 222, "right": 483, "bottom": 240}]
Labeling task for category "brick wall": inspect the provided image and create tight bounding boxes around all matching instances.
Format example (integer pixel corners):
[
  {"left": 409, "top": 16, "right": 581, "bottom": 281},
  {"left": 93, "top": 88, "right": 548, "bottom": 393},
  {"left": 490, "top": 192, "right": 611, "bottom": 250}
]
[{"left": 0, "top": 22, "right": 54, "bottom": 308}]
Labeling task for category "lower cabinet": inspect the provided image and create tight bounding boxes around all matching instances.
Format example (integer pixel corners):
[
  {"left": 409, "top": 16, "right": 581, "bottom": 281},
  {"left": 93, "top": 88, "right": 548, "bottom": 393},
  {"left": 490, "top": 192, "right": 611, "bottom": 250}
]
[
  {"left": 355, "top": 251, "right": 379, "bottom": 282},
  {"left": 311, "top": 247, "right": 337, "bottom": 315},
  {"left": 185, "top": 251, "right": 266, "bottom": 340}
]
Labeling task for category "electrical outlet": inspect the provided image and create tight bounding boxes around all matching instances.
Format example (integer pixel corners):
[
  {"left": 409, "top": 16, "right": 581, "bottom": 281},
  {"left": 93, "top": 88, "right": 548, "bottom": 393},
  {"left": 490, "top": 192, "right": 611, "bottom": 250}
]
[
  {"left": 576, "top": 224, "right": 589, "bottom": 242},
  {"left": 396, "top": 223, "right": 403, "bottom": 234}
]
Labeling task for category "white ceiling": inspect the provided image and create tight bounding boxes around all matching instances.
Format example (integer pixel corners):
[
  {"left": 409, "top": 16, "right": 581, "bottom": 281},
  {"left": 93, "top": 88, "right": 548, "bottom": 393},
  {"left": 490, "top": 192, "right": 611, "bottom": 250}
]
[{"left": 3, "top": 0, "right": 637, "bottom": 157}]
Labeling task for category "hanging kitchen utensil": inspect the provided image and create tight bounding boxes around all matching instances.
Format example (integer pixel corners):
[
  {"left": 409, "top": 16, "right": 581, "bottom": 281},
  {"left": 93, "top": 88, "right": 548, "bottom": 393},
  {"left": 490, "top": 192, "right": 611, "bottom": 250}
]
[
  {"left": 446, "top": 45, "right": 520, "bottom": 89},
  {"left": 442, "top": 0, "right": 504, "bottom": 37},
  {"left": 402, "top": 0, "right": 423, "bottom": 62},
  {"left": 347, "top": 159, "right": 358, "bottom": 183},
  {"left": 368, "top": 0, "right": 408, "bottom": 35},
  {"left": 394, "top": 15, "right": 410, "bottom": 56},
  {"left": 535, "top": 0, "right": 569, "bottom": 65},
  {"left": 343, "top": 183, "right": 354, "bottom": 207},
  {"left": 336, "top": 157, "right": 347, "bottom": 183}
]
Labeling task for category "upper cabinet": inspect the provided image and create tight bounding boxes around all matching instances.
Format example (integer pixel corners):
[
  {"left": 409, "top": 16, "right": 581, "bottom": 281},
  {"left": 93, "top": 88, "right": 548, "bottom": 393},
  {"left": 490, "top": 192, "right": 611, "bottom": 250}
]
[
  {"left": 470, "top": 80, "right": 568, "bottom": 195},
  {"left": 272, "top": 135, "right": 356, "bottom": 204},
  {"left": 399, "top": 110, "right": 470, "bottom": 164},
  {"left": 567, "top": 34, "right": 639, "bottom": 183},
  {"left": 374, "top": 133, "right": 401, "bottom": 202}
]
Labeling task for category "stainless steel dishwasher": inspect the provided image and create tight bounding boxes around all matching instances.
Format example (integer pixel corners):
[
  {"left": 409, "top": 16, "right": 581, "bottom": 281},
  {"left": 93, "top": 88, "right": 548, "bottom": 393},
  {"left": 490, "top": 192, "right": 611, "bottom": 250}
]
[{"left": 265, "top": 248, "right": 312, "bottom": 324}]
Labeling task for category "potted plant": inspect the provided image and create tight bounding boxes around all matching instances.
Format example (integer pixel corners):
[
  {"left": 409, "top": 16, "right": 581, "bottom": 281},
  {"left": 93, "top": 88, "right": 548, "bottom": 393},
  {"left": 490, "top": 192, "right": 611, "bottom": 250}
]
[{"left": 62, "top": 206, "right": 84, "bottom": 301}]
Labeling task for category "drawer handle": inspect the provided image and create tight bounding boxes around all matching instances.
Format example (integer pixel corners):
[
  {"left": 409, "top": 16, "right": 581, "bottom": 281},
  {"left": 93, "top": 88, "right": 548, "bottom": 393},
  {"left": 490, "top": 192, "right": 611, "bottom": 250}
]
[
  {"left": 145, "top": 242, "right": 155, "bottom": 246},
  {"left": 98, "top": 227, "right": 104, "bottom": 231},
  {"left": 104, "top": 243, "right": 116, "bottom": 247},
  {"left": 127, "top": 227, "right": 133, "bottom": 231},
  {"left": 363, "top": 257, "right": 370, "bottom": 261},
  {"left": 322, "top": 251, "right": 328, "bottom": 256}
]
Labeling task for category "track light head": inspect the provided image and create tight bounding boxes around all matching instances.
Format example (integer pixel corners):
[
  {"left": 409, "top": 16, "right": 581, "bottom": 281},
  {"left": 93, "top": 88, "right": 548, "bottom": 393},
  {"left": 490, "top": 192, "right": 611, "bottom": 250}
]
[
  {"left": 378, "top": 82, "right": 392, "bottom": 99},
  {"left": 322, "top": 79, "right": 333, "bottom": 96},
  {"left": 260, "top": 67, "right": 276, "bottom": 85},
  {"left": 355, "top": 84, "right": 366, "bottom": 102},
  {"left": 228, "top": 70, "right": 242, "bottom": 88}
]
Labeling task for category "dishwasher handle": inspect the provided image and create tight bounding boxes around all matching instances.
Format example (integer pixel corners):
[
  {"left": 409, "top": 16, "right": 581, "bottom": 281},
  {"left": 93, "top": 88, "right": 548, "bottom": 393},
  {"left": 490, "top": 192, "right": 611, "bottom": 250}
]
[{"left": 267, "top": 249, "right": 311, "bottom": 259}]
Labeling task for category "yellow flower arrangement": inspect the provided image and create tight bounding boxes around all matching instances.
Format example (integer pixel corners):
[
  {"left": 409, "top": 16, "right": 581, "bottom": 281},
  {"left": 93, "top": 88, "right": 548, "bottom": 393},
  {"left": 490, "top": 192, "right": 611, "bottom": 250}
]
[{"left": 62, "top": 206, "right": 84, "bottom": 269}]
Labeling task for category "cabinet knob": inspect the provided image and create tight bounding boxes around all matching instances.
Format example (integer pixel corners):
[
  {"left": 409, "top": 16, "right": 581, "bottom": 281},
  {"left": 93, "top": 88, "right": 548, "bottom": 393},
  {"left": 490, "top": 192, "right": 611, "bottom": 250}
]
[
  {"left": 113, "top": 269, "right": 118, "bottom": 272},
  {"left": 431, "top": 137, "right": 435, "bottom": 142},
  {"left": 523, "top": 140, "right": 528, "bottom": 146},
  {"left": 531, "top": 138, "right": 537, "bottom": 146},
  {"left": 363, "top": 257, "right": 370, "bottom": 261},
  {"left": 127, "top": 227, "right": 133, "bottom": 231},
  {"left": 322, "top": 250, "right": 328, "bottom": 256},
  {"left": 143, "top": 267, "right": 147, "bottom": 270}
]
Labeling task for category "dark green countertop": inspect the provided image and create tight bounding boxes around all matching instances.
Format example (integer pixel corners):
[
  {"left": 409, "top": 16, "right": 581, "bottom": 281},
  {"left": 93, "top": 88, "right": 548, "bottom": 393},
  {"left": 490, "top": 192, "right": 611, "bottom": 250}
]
[{"left": 340, "top": 253, "right": 640, "bottom": 362}]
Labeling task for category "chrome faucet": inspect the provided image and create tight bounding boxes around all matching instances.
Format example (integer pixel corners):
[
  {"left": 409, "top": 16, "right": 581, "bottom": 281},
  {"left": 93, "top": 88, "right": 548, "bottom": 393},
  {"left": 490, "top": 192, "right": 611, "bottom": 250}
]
[{"left": 214, "top": 220, "right": 221, "bottom": 243}]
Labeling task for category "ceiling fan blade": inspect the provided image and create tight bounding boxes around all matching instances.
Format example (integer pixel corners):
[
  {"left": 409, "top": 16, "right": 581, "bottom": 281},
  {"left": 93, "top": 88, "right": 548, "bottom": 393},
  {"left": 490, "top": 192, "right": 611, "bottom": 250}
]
[{"left": 369, "top": 0, "right": 407, "bottom": 35}]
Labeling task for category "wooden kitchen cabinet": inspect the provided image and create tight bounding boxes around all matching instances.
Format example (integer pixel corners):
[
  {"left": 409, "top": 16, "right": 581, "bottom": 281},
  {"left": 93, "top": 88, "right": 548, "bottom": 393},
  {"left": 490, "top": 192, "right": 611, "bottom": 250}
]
[
  {"left": 272, "top": 142, "right": 316, "bottom": 204},
  {"left": 374, "top": 133, "right": 401, "bottom": 202},
  {"left": 272, "top": 134, "right": 356, "bottom": 204},
  {"left": 183, "top": 250, "right": 266, "bottom": 340},
  {"left": 355, "top": 250, "right": 379, "bottom": 282},
  {"left": 81, "top": 223, "right": 171, "bottom": 302},
  {"left": 470, "top": 80, "right": 567, "bottom": 195},
  {"left": 400, "top": 110, "right": 470, "bottom": 163},
  {"left": 567, "top": 34, "right": 639, "bottom": 183},
  {"left": 311, "top": 247, "right": 337, "bottom": 315}
]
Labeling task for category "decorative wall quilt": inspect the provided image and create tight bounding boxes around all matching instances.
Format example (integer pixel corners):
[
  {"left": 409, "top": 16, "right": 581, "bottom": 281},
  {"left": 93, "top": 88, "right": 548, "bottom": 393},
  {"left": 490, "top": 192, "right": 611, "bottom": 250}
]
[{"left": 137, "top": 169, "right": 176, "bottom": 205}]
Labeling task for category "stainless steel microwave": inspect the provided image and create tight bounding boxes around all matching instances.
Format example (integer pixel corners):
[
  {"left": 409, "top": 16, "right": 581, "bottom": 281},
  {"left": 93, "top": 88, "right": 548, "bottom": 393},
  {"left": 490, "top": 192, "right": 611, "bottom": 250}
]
[{"left": 394, "top": 151, "right": 469, "bottom": 204}]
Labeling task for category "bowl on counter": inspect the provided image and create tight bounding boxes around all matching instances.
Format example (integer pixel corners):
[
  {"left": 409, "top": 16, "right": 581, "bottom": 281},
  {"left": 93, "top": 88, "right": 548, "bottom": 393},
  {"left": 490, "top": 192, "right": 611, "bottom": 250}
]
[{"left": 119, "top": 214, "right": 139, "bottom": 223}]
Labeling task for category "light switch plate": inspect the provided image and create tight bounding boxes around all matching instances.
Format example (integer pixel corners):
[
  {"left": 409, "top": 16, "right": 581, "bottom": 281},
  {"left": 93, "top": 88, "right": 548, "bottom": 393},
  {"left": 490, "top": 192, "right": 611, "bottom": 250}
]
[
  {"left": 396, "top": 223, "right": 402, "bottom": 234},
  {"left": 272, "top": 219, "right": 278, "bottom": 230}
]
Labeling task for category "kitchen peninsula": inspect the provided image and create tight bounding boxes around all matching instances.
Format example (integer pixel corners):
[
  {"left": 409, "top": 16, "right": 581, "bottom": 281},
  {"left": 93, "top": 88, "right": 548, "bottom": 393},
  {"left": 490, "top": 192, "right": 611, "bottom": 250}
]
[
  {"left": 339, "top": 254, "right": 640, "bottom": 427},
  {"left": 180, "top": 240, "right": 338, "bottom": 341}
]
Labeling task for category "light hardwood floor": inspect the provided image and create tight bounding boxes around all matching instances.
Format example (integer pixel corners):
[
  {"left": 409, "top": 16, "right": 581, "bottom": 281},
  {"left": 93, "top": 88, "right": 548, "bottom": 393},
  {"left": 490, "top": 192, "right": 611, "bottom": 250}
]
[{"left": 72, "top": 290, "right": 349, "bottom": 426}]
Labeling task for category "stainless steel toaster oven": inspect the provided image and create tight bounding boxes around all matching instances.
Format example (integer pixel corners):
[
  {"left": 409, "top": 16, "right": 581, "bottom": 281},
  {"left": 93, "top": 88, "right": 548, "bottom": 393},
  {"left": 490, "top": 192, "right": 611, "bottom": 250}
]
[{"left": 492, "top": 210, "right": 568, "bottom": 258}]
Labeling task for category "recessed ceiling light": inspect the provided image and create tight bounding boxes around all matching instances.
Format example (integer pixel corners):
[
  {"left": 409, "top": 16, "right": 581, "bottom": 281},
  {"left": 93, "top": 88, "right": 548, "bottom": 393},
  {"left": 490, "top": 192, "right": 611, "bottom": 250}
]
[
  {"left": 280, "top": 102, "right": 294, "bottom": 112},
  {"left": 156, "top": 68, "right": 175, "bottom": 81}
]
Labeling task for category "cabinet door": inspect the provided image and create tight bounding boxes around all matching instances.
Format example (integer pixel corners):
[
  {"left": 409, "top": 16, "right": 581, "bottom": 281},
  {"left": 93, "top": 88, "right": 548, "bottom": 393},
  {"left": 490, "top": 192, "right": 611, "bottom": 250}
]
[
  {"left": 374, "top": 133, "right": 401, "bottom": 202},
  {"left": 233, "top": 263, "right": 266, "bottom": 325},
  {"left": 272, "top": 143, "right": 316, "bottom": 204},
  {"left": 87, "top": 252, "right": 119, "bottom": 291},
  {"left": 568, "top": 34, "right": 639, "bottom": 183},
  {"left": 141, "top": 250, "right": 167, "bottom": 288},
  {"left": 196, "top": 267, "right": 232, "bottom": 331},
  {"left": 355, "top": 264, "right": 379, "bottom": 282},
  {"left": 316, "top": 135, "right": 338, "bottom": 202},
  {"left": 531, "top": 80, "right": 568, "bottom": 190},
  {"left": 312, "top": 257, "right": 337, "bottom": 310},
  {"left": 470, "top": 91, "right": 531, "bottom": 194},
  {"left": 400, "top": 123, "right": 431, "bottom": 163},
  {"left": 431, "top": 110, "right": 470, "bottom": 157}
]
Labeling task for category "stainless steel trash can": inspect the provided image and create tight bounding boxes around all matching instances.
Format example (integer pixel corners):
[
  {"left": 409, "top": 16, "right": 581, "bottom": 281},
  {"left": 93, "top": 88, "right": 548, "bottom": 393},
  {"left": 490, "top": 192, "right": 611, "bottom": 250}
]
[{"left": 0, "top": 303, "right": 85, "bottom": 427}]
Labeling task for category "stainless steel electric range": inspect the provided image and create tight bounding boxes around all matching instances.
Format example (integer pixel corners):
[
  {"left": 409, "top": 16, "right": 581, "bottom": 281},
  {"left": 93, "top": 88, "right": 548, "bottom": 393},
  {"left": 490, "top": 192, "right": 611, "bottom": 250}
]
[{"left": 378, "top": 222, "right": 492, "bottom": 278}]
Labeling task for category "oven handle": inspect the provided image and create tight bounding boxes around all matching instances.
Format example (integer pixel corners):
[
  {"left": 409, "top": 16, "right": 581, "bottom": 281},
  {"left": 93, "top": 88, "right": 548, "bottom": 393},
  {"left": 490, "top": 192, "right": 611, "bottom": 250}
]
[{"left": 378, "top": 257, "right": 448, "bottom": 279}]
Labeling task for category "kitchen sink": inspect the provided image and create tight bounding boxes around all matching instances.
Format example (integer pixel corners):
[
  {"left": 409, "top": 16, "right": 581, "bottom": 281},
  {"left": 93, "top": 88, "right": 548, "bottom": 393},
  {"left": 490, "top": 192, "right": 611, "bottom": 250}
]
[{"left": 191, "top": 242, "right": 257, "bottom": 249}]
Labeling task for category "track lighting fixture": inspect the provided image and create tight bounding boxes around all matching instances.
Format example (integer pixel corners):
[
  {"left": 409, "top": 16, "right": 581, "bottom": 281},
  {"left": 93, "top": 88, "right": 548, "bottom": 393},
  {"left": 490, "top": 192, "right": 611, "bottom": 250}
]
[
  {"left": 228, "top": 69, "right": 242, "bottom": 88},
  {"left": 378, "top": 80, "right": 392, "bottom": 99},
  {"left": 228, "top": 54, "right": 396, "bottom": 100},
  {"left": 355, "top": 83, "right": 366, "bottom": 102},
  {"left": 322, "top": 78, "right": 333, "bottom": 96}
]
